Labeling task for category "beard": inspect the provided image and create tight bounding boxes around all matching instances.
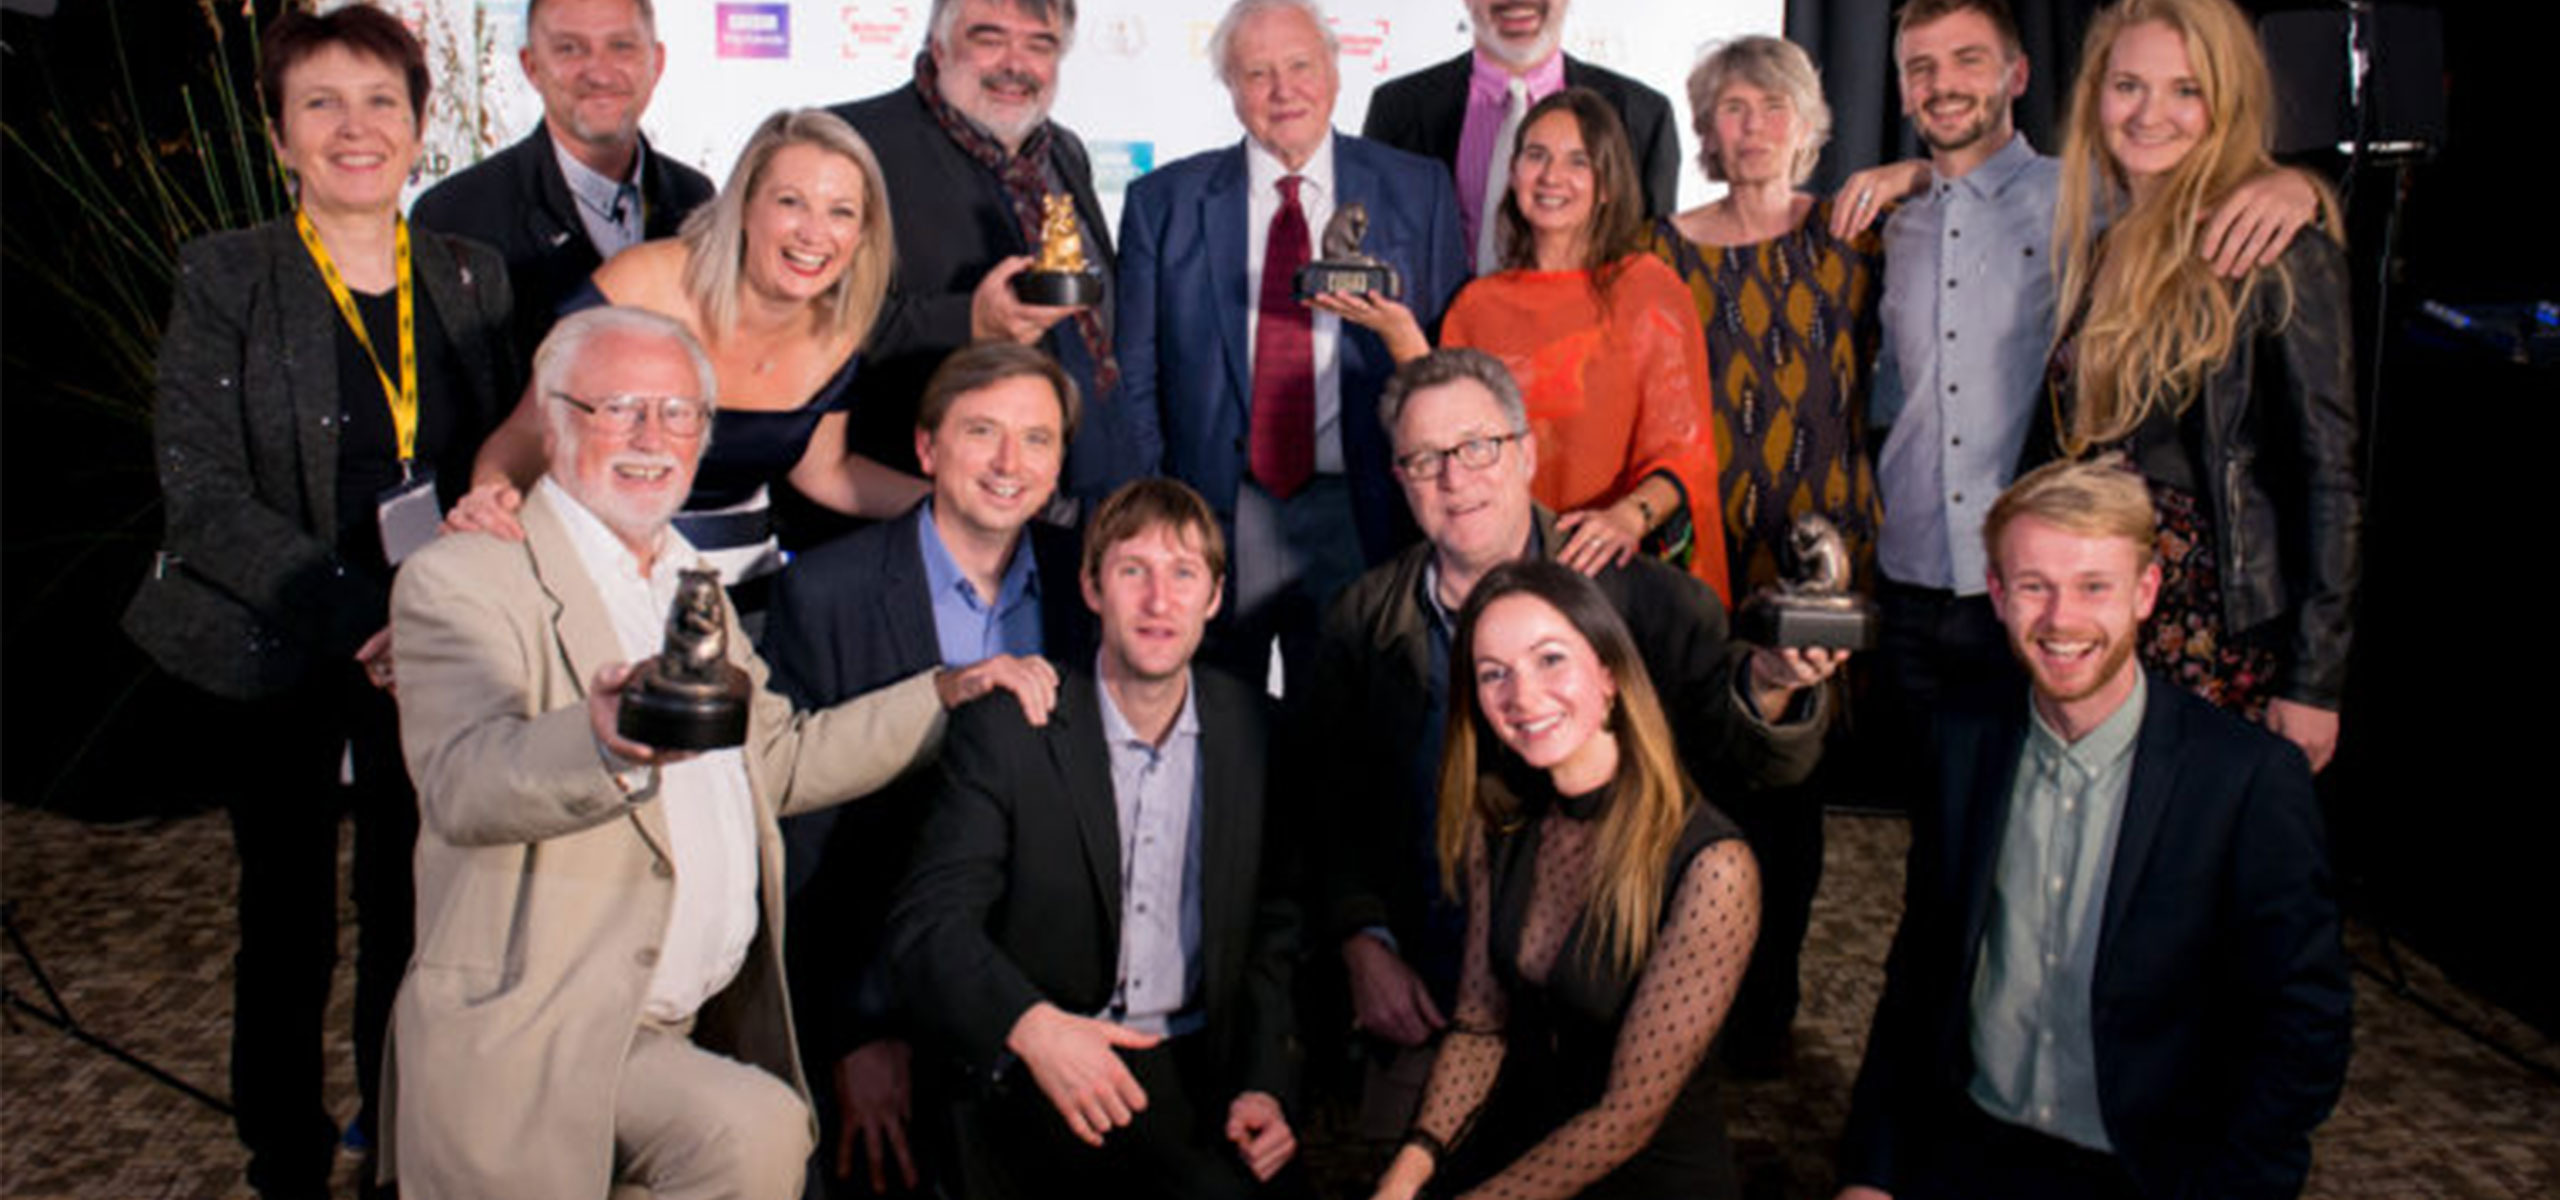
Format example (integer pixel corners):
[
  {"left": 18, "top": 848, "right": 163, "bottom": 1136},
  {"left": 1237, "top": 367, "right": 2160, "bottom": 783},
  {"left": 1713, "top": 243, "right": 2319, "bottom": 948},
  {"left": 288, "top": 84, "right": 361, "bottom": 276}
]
[
  {"left": 2016, "top": 622, "right": 2140, "bottom": 707},
  {"left": 942, "top": 68, "right": 1052, "bottom": 149},
  {"left": 1914, "top": 89, "right": 2007, "bottom": 154}
]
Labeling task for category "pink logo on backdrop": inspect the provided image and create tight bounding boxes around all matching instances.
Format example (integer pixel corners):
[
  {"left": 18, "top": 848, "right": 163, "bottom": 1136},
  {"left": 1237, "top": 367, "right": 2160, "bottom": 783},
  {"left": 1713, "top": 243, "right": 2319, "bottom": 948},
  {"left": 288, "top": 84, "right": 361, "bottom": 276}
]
[
  {"left": 1334, "top": 17, "right": 1392, "bottom": 75},
  {"left": 717, "top": 3, "right": 792, "bottom": 59},
  {"left": 837, "top": 3, "right": 918, "bottom": 61}
]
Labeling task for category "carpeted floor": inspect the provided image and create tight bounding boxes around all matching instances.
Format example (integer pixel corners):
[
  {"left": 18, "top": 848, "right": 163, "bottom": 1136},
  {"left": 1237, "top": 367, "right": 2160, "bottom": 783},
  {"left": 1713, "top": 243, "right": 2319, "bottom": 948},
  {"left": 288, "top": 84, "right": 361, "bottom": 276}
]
[{"left": 3, "top": 802, "right": 2553, "bottom": 1199}]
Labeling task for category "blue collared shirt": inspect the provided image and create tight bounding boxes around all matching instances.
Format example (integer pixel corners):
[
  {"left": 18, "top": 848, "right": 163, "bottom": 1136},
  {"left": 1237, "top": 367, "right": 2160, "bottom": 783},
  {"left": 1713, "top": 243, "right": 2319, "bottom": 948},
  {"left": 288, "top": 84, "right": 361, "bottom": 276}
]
[
  {"left": 915, "top": 499, "right": 1046, "bottom": 667},
  {"left": 1873, "top": 133, "right": 2060, "bottom": 594},
  {"left": 1096, "top": 669, "right": 1206, "bottom": 1036},
  {"left": 1968, "top": 672, "right": 2146, "bottom": 1151},
  {"left": 551, "top": 134, "right": 648, "bottom": 260}
]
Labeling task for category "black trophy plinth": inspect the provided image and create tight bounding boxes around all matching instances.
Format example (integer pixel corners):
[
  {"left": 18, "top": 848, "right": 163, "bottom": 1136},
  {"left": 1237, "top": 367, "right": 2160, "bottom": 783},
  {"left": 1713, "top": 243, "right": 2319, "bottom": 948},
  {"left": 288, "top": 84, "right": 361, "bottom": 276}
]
[
  {"left": 1294, "top": 259, "right": 1402, "bottom": 302},
  {"left": 1735, "top": 596, "right": 1878, "bottom": 651},
  {"left": 618, "top": 659, "right": 751, "bottom": 750},
  {"left": 1734, "top": 512, "right": 1879, "bottom": 650},
  {"left": 1012, "top": 269, "right": 1103, "bottom": 307}
]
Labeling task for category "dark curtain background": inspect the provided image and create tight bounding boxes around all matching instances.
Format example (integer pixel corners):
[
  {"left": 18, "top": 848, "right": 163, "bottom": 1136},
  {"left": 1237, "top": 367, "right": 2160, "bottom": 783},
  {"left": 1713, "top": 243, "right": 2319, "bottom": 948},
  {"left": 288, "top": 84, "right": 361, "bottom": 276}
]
[{"left": 1788, "top": 0, "right": 2098, "bottom": 192}]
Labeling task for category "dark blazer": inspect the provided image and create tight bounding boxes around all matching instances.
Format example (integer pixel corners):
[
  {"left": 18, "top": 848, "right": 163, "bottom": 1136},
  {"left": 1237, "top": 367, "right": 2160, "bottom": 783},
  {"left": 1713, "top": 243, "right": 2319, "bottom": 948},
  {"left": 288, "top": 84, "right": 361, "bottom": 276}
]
[
  {"left": 762, "top": 504, "right": 1094, "bottom": 1061},
  {"left": 1360, "top": 51, "right": 1683, "bottom": 224},
  {"left": 1117, "top": 133, "right": 1468, "bottom": 565},
  {"left": 1839, "top": 675, "right": 2352, "bottom": 1200},
  {"left": 888, "top": 670, "right": 1298, "bottom": 1109},
  {"left": 831, "top": 85, "right": 1140, "bottom": 504},
  {"left": 124, "top": 219, "right": 516, "bottom": 700},
  {"left": 408, "top": 123, "right": 714, "bottom": 364},
  {"left": 1309, "top": 505, "right": 1822, "bottom": 950}
]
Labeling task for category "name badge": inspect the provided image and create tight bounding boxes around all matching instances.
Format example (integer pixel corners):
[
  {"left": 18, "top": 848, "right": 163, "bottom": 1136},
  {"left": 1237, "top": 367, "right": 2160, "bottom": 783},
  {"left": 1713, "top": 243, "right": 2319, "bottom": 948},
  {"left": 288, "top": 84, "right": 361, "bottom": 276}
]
[{"left": 376, "top": 468, "right": 441, "bottom": 565}]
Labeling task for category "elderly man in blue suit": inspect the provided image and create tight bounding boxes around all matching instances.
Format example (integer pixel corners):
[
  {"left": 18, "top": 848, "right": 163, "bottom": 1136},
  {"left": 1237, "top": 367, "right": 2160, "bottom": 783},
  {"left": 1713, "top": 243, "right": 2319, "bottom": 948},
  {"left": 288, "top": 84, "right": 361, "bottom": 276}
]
[{"left": 1119, "top": 0, "right": 1467, "bottom": 693}]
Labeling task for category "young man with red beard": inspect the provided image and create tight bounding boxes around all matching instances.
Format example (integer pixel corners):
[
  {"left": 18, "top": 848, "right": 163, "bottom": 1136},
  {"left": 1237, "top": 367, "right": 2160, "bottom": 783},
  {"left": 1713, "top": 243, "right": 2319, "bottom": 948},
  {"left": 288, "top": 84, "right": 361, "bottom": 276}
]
[{"left": 1835, "top": 458, "right": 2351, "bottom": 1200}]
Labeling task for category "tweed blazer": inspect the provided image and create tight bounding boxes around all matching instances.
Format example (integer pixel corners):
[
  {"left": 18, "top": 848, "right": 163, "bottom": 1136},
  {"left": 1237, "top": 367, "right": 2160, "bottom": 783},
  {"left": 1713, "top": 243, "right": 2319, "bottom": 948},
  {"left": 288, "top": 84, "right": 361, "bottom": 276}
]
[
  {"left": 381, "top": 493, "right": 947, "bottom": 1199},
  {"left": 124, "top": 218, "right": 515, "bottom": 699}
]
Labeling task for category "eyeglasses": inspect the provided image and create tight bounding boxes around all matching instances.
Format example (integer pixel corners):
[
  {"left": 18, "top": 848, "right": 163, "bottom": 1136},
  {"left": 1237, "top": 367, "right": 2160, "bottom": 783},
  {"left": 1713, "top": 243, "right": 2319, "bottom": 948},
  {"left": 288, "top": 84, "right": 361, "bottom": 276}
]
[
  {"left": 1393, "top": 430, "right": 1528, "bottom": 481},
  {"left": 550, "top": 392, "right": 712, "bottom": 437}
]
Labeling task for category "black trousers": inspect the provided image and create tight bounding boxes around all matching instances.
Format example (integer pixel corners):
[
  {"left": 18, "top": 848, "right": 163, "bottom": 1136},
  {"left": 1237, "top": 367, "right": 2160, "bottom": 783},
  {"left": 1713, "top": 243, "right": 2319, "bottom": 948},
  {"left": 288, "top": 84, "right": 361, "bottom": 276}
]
[
  {"left": 1894, "top": 1099, "right": 2142, "bottom": 1200},
  {"left": 1873, "top": 581, "right": 2020, "bottom": 794},
  {"left": 943, "top": 1033, "right": 1299, "bottom": 1200},
  {"left": 218, "top": 662, "right": 415, "bottom": 1198}
]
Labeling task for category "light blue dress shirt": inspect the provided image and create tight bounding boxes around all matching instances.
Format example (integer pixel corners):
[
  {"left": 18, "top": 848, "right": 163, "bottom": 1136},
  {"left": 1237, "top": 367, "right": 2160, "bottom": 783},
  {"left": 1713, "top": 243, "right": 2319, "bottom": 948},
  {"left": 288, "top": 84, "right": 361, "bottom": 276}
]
[
  {"left": 1096, "top": 670, "right": 1206, "bottom": 1037},
  {"left": 915, "top": 499, "right": 1047, "bottom": 667},
  {"left": 550, "top": 136, "right": 647, "bottom": 260},
  {"left": 1968, "top": 672, "right": 2146, "bottom": 1151},
  {"left": 1873, "top": 133, "right": 2061, "bottom": 594}
]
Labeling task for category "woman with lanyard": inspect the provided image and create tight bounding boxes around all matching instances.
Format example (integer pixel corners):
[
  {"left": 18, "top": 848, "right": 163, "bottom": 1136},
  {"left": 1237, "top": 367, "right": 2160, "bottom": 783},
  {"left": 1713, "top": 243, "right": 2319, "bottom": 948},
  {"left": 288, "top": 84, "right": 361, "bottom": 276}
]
[{"left": 121, "top": 7, "right": 517, "bottom": 1196}]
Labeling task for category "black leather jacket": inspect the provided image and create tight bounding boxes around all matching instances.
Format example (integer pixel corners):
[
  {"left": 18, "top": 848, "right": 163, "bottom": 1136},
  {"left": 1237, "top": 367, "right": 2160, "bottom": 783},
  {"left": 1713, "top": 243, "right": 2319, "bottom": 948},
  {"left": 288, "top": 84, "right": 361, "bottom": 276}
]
[{"left": 2031, "top": 232, "right": 2361, "bottom": 709}]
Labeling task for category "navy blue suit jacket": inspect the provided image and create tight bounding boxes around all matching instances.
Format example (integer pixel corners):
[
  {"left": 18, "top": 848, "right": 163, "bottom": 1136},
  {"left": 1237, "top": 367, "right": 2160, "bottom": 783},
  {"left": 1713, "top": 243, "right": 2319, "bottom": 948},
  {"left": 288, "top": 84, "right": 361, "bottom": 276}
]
[
  {"left": 762, "top": 503, "right": 1093, "bottom": 1059},
  {"left": 1117, "top": 133, "right": 1467, "bottom": 565},
  {"left": 1840, "top": 674, "right": 2352, "bottom": 1199}
]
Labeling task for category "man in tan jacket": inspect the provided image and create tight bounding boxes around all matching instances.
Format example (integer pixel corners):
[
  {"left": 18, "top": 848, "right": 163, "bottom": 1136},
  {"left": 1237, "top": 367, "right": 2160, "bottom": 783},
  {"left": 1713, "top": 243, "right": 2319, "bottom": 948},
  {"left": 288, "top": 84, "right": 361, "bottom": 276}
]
[{"left": 385, "top": 306, "right": 1049, "bottom": 1199}]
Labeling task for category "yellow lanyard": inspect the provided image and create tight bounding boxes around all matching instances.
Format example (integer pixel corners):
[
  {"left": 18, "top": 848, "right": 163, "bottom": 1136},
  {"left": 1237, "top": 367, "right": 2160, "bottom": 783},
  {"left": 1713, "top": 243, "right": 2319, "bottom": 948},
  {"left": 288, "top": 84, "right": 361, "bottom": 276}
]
[{"left": 297, "top": 210, "right": 419, "bottom": 463}]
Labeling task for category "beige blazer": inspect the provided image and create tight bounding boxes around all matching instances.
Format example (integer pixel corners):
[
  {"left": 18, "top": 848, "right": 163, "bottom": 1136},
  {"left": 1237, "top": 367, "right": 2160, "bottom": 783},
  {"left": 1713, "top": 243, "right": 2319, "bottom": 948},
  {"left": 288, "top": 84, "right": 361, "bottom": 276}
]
[{"left": 382, "top": 495, "right": 944, "bottom": 1199}]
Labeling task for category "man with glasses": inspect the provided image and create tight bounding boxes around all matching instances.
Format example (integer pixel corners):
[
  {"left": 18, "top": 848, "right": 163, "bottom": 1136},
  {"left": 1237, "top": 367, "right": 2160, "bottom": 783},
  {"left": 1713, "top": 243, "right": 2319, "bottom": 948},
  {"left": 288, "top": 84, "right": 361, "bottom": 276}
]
[
  {"left": 384, "top": 306, "right": 1045, "bottom": 1200},
  {"left": 1303, "top": 348, "right": 1841, "bottom": 1134}
]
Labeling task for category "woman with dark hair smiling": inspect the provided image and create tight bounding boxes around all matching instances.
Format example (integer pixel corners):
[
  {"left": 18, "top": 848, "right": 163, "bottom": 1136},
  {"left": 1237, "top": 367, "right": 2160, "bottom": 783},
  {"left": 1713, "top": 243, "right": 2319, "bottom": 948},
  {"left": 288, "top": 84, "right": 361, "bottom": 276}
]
[
  {"left": 1368, "top": 560, "right": 1758, "bottom": 1200},
  {"left": 1326, "top": 88, "right": 1725, "bottom": 600},
  {"left": 121, "top": 5, "right": 518, "bottom": 1193}
]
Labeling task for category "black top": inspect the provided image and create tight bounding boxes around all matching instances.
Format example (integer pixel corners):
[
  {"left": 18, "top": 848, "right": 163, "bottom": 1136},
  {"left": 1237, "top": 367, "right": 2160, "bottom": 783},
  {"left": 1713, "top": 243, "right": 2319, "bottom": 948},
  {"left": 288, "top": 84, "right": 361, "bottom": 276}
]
[{"left": 333, "top": 284, "right": 474, "bottom": 588}]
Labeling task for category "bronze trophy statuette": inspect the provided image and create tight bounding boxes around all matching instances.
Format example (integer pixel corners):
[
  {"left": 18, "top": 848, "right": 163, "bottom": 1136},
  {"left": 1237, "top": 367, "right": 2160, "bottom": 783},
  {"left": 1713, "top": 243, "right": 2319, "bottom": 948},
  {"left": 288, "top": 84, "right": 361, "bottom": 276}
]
[
  {"left": 1735, "top": 514, "right": 1879, "bottom": 651},
  {"left": 1011, "top": 193, "right": 1105, "bottom": 307},
  {"left": 617, "top": 568, "right": 751, "bottom": 750},
  {"left": 1293, "top": 202, "right": 1402, "bottom": 302}
]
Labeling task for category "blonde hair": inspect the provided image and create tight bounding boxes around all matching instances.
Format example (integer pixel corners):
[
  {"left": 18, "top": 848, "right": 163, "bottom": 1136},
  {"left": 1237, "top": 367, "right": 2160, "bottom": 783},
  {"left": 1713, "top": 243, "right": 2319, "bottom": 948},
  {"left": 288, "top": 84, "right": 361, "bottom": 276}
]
[
  {"left": 2051, "top": 0, "right": 2342, "bottom": 452},
  {"left": 679, "top": 109, "right": 896, "bottom": 349},
  {"left": 1438, "top": 561, "right": 1695, "bottom": 977},
  {"left": 1984, "top": 455, "right": 2158, "bottom": 572}
]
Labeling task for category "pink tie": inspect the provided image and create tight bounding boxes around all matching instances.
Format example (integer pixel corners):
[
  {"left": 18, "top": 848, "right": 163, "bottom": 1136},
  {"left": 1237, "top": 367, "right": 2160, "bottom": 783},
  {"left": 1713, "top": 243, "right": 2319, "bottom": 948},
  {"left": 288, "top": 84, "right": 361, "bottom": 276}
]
[{"left": 1250, "top": 175, "right": 1315, "bottom": 499}]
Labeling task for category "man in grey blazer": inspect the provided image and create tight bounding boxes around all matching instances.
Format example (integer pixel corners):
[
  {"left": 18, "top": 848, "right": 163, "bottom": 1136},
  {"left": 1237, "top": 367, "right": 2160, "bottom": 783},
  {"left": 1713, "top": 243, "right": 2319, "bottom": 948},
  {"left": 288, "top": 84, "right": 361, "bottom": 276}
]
[{"left": 385, "top": 306, "right": 1046, "bottom": 1200}]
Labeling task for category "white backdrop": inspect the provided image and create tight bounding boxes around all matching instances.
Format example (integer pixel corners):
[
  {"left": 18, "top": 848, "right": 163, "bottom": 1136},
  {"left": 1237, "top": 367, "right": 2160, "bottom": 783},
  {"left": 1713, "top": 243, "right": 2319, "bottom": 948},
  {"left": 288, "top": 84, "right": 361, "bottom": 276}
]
[{"left": 398, "top": 0, "right": 1785, "bottom": 231}]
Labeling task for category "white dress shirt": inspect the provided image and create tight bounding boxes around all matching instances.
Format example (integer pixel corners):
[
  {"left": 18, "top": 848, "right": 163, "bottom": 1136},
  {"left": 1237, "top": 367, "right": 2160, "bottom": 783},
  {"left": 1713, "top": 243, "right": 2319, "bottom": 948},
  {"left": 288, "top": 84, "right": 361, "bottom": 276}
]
[
  {"left": 1243, "top": 131, "right": 1345, "bottom": 474},
  {"left": 535, "top": 478, "right": 762, "bottom": 1024}
]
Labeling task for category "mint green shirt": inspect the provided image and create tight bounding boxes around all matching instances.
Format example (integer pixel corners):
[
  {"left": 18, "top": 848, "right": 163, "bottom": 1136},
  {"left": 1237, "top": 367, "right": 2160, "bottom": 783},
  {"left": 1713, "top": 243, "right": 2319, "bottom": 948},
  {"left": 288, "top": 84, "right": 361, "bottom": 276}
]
[{"left": 1967, "top": 672, "right": 2146, "bottom": 1150}]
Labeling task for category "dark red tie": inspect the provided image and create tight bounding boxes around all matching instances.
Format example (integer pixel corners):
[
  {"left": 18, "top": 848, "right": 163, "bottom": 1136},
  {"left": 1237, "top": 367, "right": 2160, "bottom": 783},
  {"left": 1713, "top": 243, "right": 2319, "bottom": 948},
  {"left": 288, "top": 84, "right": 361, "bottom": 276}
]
[{"left": 1250, "top": 175, "right": 1315, "bottom": 499}]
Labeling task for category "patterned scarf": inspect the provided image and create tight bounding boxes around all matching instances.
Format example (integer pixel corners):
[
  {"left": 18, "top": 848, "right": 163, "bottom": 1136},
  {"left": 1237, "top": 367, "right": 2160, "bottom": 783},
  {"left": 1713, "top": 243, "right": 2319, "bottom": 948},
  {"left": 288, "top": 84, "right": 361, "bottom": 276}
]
[{"left": 912, "top": 49, "right": 1119, "bottom": 394}]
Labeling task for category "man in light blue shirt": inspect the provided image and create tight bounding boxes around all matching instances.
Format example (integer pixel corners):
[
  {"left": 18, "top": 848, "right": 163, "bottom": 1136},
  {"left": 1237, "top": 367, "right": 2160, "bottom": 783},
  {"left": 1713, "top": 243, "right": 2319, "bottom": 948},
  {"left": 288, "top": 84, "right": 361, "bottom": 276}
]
[
  {"left": 1838, "top": 459, "right": 2350, "bottom": 1200},
  {"left": 763, "top": 342, "right": 1096, "bottom": 1197}
]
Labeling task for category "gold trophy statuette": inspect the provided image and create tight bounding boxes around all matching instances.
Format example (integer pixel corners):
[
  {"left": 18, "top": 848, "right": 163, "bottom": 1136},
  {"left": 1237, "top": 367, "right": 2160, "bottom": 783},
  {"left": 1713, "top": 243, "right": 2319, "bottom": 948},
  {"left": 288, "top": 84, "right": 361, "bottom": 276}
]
[{"left": 1012, "top": 193, "right": 1105, "bottom": 307}]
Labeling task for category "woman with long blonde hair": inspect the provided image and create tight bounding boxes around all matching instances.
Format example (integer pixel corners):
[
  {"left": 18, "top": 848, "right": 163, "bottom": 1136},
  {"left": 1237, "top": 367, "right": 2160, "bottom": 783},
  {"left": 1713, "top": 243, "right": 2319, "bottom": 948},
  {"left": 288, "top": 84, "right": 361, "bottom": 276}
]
[
  {"left": 454, "top": 108, "right": 927, "bottom": 602},
  {"left": 2037, "top": 0, "right": 2358, "bottom": 770},
  {"left": 1368, "top": 560, "right": 1758, "bottom": 1200}
]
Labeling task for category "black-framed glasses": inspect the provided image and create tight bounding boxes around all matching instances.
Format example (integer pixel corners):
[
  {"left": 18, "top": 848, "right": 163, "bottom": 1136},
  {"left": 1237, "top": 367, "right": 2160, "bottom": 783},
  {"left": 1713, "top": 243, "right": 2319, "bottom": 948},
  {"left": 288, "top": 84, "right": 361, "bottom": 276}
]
[
  {"left": 550, "top": 391, "right": 712, "bottom": 437},
  {"left": 1393, "top": 430, "right": 1528, "bottom": 481}
]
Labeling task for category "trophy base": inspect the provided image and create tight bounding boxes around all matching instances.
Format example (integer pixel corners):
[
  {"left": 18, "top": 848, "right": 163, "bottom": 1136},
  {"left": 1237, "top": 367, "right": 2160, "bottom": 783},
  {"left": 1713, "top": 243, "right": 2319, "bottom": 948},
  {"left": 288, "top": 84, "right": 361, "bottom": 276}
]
[
  {"left": 1294, "top": 261, "right": 1403, "bottom": 303},
  {"left": 1012, "top": 269, "right": 1103, "bottom": 307},
  {"left": 1735, "top": 596, "right": 1880, "bottom": 651},
  {"left": 618, "top": 661, "right": 752, "bottom": 750}
]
